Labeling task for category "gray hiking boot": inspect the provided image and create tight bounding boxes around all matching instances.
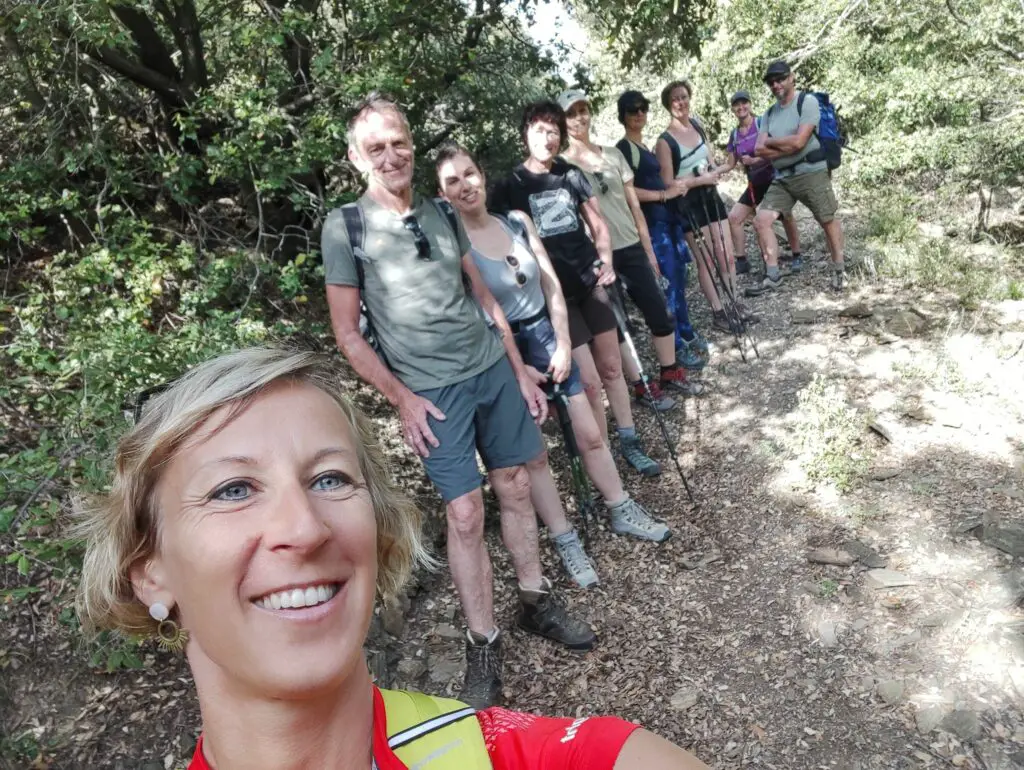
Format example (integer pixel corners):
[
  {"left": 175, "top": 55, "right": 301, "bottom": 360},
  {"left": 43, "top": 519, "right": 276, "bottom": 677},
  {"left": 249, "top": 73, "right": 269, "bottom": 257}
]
[
  {"left": 517, "top": 578, "right": 597, "bottom": 650},
  {"left": 552, "top": 529, "right": 599, "bottom": 589},
  {"left": 607, "top": 495, "right": 671, "bottom": 543},
  {"left": 830, "top": 269, "right": 845, "bottom": 292},
  {"left": 462, "top": 629, "right": 503, "bottom": 709},
  {"left": 618, "top": 433, "right": 661, "bottom": 477},
  {"left": 745, "top": 274, "right": 782, "bottom": 297}
]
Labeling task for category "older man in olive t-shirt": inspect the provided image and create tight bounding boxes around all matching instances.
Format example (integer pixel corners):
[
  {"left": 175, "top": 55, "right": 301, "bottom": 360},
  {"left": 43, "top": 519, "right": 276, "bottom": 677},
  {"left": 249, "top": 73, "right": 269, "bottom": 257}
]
[
  {"left": 750, "top": 59, "right": 847, "bottom": 294},
  {"left": 320, "top": 93, "right": 596, "bottom": 712}
]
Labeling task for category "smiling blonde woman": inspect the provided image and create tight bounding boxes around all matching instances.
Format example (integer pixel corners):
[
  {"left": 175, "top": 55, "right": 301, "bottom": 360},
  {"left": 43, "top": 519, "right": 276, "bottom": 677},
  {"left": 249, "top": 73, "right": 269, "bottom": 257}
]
[{"left": 75, "top": 347, "right": 710, "bottom": 770}]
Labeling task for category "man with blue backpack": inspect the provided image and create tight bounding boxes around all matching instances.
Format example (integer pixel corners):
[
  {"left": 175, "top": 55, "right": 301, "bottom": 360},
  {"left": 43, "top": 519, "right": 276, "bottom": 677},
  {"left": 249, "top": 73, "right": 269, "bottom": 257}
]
[{"left": 747, "top": 60, "right": 848, "bottom": 294}]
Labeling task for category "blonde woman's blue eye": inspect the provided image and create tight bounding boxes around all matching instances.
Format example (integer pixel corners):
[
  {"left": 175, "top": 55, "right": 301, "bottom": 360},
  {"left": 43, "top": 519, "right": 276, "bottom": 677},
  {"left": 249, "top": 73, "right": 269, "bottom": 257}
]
[
  {"left": 312, "top": 473, "right": 348, "bottom": 491},
  {"left": 213, "top": 482, "right": 251, "bottom": 501}
]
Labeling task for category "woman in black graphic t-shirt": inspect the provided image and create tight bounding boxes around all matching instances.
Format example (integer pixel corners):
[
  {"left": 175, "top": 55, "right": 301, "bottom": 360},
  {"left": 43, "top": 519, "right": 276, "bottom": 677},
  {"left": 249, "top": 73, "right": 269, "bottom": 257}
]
[{"left": 491, "top": 100, "right": 662, "bottom": 478}]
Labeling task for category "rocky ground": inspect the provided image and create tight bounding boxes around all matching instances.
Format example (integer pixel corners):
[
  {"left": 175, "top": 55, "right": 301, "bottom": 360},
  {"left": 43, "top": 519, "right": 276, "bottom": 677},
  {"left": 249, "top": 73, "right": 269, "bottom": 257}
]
[{"left": 3, "top": 203, "right": 1024, "bottom": 769}]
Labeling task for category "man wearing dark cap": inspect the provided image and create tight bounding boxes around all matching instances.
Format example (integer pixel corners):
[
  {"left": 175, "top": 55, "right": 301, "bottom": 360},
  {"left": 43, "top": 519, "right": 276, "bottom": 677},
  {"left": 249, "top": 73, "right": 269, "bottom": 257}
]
[{"left": 749, "top": 60, "right": 846, "bottom": 293}]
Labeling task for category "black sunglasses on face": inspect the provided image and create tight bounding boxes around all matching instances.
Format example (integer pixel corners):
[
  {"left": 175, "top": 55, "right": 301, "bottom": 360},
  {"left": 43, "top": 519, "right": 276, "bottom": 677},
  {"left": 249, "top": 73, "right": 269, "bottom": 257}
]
[
  {"left": 766, "top": 75, "right": 787, "bottom": 86},
  {"left": 593, "top": 171, "right": 610, "bottom": 195},
  {"left": 505, "top": 254, "right": 528, "bottom": 286},
  {"left": 402, "top": 215, "right": 432, "bottom": 260},
  {"left": 627, "top": 105, "right": 649, "bottom": 115}
]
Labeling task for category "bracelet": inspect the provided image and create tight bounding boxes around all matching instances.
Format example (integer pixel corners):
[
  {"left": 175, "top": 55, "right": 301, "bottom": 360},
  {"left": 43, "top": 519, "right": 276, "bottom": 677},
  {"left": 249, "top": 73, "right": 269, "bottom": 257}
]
[{"left": 660, "top": 190, "right": 666, "bottom": 203}]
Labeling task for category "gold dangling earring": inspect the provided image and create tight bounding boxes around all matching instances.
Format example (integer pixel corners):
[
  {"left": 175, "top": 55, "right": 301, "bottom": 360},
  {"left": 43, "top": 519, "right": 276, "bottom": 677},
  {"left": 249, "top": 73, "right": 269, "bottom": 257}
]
[{"left": 149, "top": 602, "right": 189, "bottom": 653}]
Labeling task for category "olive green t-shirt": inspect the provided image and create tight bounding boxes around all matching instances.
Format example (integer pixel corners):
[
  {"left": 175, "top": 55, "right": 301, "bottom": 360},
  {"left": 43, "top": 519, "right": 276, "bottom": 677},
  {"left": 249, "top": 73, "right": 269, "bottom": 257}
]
[
  {"left": 578, "top": 146, "right": 640, "bottom": 251},
  {"left": 320, "top": 194, "right": 505, "bottom": 391}
]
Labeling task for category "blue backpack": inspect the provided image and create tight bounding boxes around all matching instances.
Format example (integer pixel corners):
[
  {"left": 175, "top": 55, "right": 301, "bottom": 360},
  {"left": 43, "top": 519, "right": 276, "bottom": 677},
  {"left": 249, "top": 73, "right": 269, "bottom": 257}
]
[{"left": 795, "top": 91, "right": 846, "bottom": 170}]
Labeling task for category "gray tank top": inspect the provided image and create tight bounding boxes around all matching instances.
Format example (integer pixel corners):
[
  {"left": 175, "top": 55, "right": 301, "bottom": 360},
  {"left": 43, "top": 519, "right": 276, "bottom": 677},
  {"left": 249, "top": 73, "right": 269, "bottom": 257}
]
[{"left": 470, "top": 217, "right": 546, "bottom": 323}]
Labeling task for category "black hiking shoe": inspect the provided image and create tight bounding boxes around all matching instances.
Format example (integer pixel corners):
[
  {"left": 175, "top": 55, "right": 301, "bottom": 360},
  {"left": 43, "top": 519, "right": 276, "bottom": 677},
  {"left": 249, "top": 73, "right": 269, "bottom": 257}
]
[
  {"left": 712, "top": 309, "right": 745, "bottom": 334},
  {"left": 745, "top": 274, "right": 782, "bottom": 297},
  {"left": 517, "top": 578, "right": 597, "bottom": 651},
  {"left": 461, "top": 629, "right": 503, "bottom": 709},
  {"left": 735, "top": 256, "right": 751, "bottom": 274}
]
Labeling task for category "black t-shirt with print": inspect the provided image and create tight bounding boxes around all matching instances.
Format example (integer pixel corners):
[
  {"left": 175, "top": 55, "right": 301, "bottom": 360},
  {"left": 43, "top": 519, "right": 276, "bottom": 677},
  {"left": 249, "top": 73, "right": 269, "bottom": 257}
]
[{"left": 490, "top": 159, "right": 597, "bottom": 303}]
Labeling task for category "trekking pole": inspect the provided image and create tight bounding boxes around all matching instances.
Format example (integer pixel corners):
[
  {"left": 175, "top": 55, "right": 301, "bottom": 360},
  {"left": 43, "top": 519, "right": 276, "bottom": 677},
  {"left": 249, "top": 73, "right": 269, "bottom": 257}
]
[
  {"left": 691, "top": 189, "right": 761, "bottom": 360},
  {"left": 547, "top": 378, "right": 600, "bottom": 548},
  {"left": 707, "top": 194, "right": 760, "bottom": 360},
  {"left": 682, "top": 195, "right": 748, "bottom": 361},
  {"left": 605, "top": 281, "right": 696, "bottom": 503}
]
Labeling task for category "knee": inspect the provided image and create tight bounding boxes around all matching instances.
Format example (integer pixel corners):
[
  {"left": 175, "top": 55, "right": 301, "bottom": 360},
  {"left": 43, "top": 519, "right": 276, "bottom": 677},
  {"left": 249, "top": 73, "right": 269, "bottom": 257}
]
[
  {"left": 582, "top": 375, "right": 603, "bottom": 402},
  {"left": 727, "top": 208, "right": 745, "bottom": 227},
  {"left": 525, "top": 451, "right": 549, "bottom": 473},
  {"left": 753, "top": 211, "right": 775, "bottom": 232},
  {"left": 575, "top": 421, "right": 605, "bottom": 455},
  {"left": 596, "top": 355, "right": 622, "bottom": 383},
  {"left": 491, "top": 464, "right": 531, "bottom": 503},
  {"left": 447, "top": 495, "right": 484, "bottom": 540}
]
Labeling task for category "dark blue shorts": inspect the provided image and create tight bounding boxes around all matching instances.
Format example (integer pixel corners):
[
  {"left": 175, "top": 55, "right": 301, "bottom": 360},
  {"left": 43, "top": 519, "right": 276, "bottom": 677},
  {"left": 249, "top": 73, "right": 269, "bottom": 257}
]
[
  {"left": 514, "top": 316, "right": 585, "bottom": 398},
  {"left": 415, "top": 357, "right": 543, "bottom": 502}
]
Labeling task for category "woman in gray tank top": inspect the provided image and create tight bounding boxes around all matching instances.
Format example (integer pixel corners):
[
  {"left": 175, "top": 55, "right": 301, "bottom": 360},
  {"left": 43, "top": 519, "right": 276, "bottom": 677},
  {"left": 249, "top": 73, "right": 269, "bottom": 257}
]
[{"left": 436, "top": 145, "right": 675, "bottom": 586}]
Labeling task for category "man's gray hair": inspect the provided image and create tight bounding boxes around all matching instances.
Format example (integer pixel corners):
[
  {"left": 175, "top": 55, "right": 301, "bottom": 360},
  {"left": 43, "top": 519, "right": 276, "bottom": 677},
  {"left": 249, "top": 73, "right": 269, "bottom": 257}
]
[{"left": 346, "top": 91, "right": 412, "bottom": 151}]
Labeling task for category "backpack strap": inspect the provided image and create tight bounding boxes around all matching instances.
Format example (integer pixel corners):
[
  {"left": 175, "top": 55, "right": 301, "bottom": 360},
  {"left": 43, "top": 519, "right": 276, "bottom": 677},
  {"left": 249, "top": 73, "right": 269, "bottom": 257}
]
[
  {"left": 340, "top": 202, "right": 366, "bottom": 291},
  {"left": 659, "top": 131, "right": 682, "bottom": 175},
  {"left": 690, "top": 115, "right": 708, "bottom": 144},
  {"left": 796, "top": 91, "right": 806, "bottom": 118},
  {"left": 498, "top": 212, "right": 529, "bottom": 245},
  {"left": 380, "top": 689, "right": 492, "bottom": 769},
  {"left": 434, "top": 198, "right": 460, "bottom": 240},
  {"left": 618, "top": 139, "right": 642, "bottom": 173}
]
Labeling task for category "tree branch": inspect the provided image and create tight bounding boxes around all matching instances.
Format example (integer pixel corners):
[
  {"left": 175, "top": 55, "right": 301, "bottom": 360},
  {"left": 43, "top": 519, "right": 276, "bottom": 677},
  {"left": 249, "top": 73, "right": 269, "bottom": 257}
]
[
  {"left": 1, "top": 23, "right": 47, "bottom": 113},
  {"left": 106, "top": 3, "right": 182, "bottom": 86}
]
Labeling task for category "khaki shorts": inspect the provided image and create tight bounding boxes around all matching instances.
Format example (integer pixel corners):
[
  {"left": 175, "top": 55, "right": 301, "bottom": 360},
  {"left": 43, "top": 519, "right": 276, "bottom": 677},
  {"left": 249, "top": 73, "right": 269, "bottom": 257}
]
[{"left": 760, "top": 169, "right": 838, "bottom": 224}]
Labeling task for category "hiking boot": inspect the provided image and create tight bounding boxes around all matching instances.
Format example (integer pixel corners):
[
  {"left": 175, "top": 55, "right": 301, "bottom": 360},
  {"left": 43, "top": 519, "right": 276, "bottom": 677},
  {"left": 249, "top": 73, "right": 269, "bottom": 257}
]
[
  {"left": 608, "top": 495, "right": 671, "bottom": 543},
  {"left": 789, "top": 256, "right": 804, "bottom": 273},
  {"left": 462, "top": 629, "right": 503, "bottom": 709},
  {"left": 713, "top": 309, "right": 745, "bottom": 334},
  {"left": 830, "top": 270, "right": 845, "bottom": 292},
  {"left": 735, "top": 256, "right": 751, "bottom": 274},
  {"left": 735, "top": 301, "right": 760, "bottom": 324},
  {"left": 552, "top": 529, "right": 599, "bottom": 589},
  {"left": 660, "top": 365, "right": 705, "bottom": 397},
  {"left": 517, "top": 578, "right": 596, "bottom": 650},
  {"left": 689, "top": 332, "right": 710, "bottom": 356},
  {"left": 632, "top": 379, "right": 676, "bottom": 412},
  {"left": 618, "top": 433, "right": 661, "bottom": 477},
  {"left": 745, "top": 274, "right": 782, "bottom": 297},
  {"left": 675, "top": 340, "right": 706, "bottom": 370}
]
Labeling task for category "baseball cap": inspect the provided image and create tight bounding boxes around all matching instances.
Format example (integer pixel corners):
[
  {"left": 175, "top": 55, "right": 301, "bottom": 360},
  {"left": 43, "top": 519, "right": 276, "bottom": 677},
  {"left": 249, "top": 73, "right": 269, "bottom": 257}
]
[
  {"left": 730, "top": 89, "right": 752, "bottom": 105},
  {"left": 557, "top": 89, "right": 589, "bottom": 112},
  {"left": 763, "top": 60, "right": 792, "bottom": 82}
]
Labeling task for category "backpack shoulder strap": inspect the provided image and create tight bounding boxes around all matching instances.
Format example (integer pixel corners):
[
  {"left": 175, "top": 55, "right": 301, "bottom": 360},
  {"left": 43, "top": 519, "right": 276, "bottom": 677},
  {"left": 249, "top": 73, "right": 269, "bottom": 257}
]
[
  {"left": 690, "top": 115, "right": 708, "bottom": 144},
  {"left": 797, "top": 91, "right": 807, "bottom": 118},
  {"left": 617, "top": 139, "right": 641, "bottom": 173},
  {"left": 659, "top": 131, "right": 682, "bottom": 174},
  {"left": 434, "top": 197, "right": 460, "bottom": 240},
  {"left": 499, "top": 212, "right": 529, "bottom": 244},
  {"left": 379, "top": 689, "right": 492, "bottom": 769},
  {"left": 340, "top": 202, "right": 365, "bottom": 290}
]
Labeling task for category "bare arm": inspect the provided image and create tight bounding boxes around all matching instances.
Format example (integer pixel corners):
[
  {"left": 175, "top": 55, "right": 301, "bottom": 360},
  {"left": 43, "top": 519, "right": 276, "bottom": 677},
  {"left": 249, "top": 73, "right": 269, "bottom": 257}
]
[
  {"left": 614, "top": 729, "right": 712, "bottom": 770},
  {"left": 580, "top": 196, "right": 614, "bottom": 283},
  {"left": 624, "top": 180, "right": 659, "bottom": 273},
  {"left": 326, "top": 284, "right": 412, "bottom": 407},
  {"left": 721, "top": 149, "right": 739, "bottom": 174},
  {"left": 656, "top": 137, "right": 675, "bottom": 188},
  {"left": 758, "top": 122, "right": 815, "bottom": 156}
]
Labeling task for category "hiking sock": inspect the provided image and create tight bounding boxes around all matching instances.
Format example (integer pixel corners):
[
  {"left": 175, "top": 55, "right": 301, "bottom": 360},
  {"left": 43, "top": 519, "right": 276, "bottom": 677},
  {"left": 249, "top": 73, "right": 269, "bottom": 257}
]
[
  {"left": 791, "top": 251, "right": 802, "bottom": 261},
  {"left": 833, "top": 260, "right": 845, "bottom": 275},
  {"left": 659, "top": 363, "right": 681, "bottom": 376},
  {"left": 617, "top": 426, "right": 637, "bottom": 441},
  {"left": 767, "top": 265, "right": 781, "bottom": 280}
]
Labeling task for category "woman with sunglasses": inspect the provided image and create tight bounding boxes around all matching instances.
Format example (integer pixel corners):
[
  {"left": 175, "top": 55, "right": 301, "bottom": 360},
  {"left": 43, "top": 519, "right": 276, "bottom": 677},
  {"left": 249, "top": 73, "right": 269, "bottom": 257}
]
[
  {"left": 614, "top": 89, "right": 711, "bottom": 357},
  {"left": 558, "top": 90, "right": 707, "bottom": 396},
  {"left": 76, "top": 346, "right": 713, "bottom": 770},
  {"left": 656, "top": 80, "right": 755, "bottom": 331},
  {"left": 436, "top": 143, "right": 675, "bottom": 578}
]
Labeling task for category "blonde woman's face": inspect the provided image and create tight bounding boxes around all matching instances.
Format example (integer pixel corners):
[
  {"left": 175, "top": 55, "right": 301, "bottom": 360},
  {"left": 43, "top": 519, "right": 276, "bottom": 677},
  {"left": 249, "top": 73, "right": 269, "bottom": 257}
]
[
  {"left": 669, "top": 87, "right": 690, "bottom": 119},
  {"left": 136, "top": 381, "right": 378, "bottom": 698}
]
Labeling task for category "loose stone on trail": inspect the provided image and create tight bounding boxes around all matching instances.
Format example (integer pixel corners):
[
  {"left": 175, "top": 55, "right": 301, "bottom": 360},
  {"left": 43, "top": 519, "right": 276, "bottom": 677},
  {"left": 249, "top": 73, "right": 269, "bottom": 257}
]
[
  {"left": 806, "top": 548, "right": 856, "bottom": 566},
  {"left": 865, "top": 569, "right": 917, "bottom": 588}
]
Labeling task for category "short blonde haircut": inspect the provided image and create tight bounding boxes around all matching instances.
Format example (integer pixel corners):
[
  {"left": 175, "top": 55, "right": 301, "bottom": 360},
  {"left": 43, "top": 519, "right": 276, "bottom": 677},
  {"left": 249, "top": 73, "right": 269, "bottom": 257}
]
[{"left": 75, "top": 347, "right": 430, "bottom": 637}]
